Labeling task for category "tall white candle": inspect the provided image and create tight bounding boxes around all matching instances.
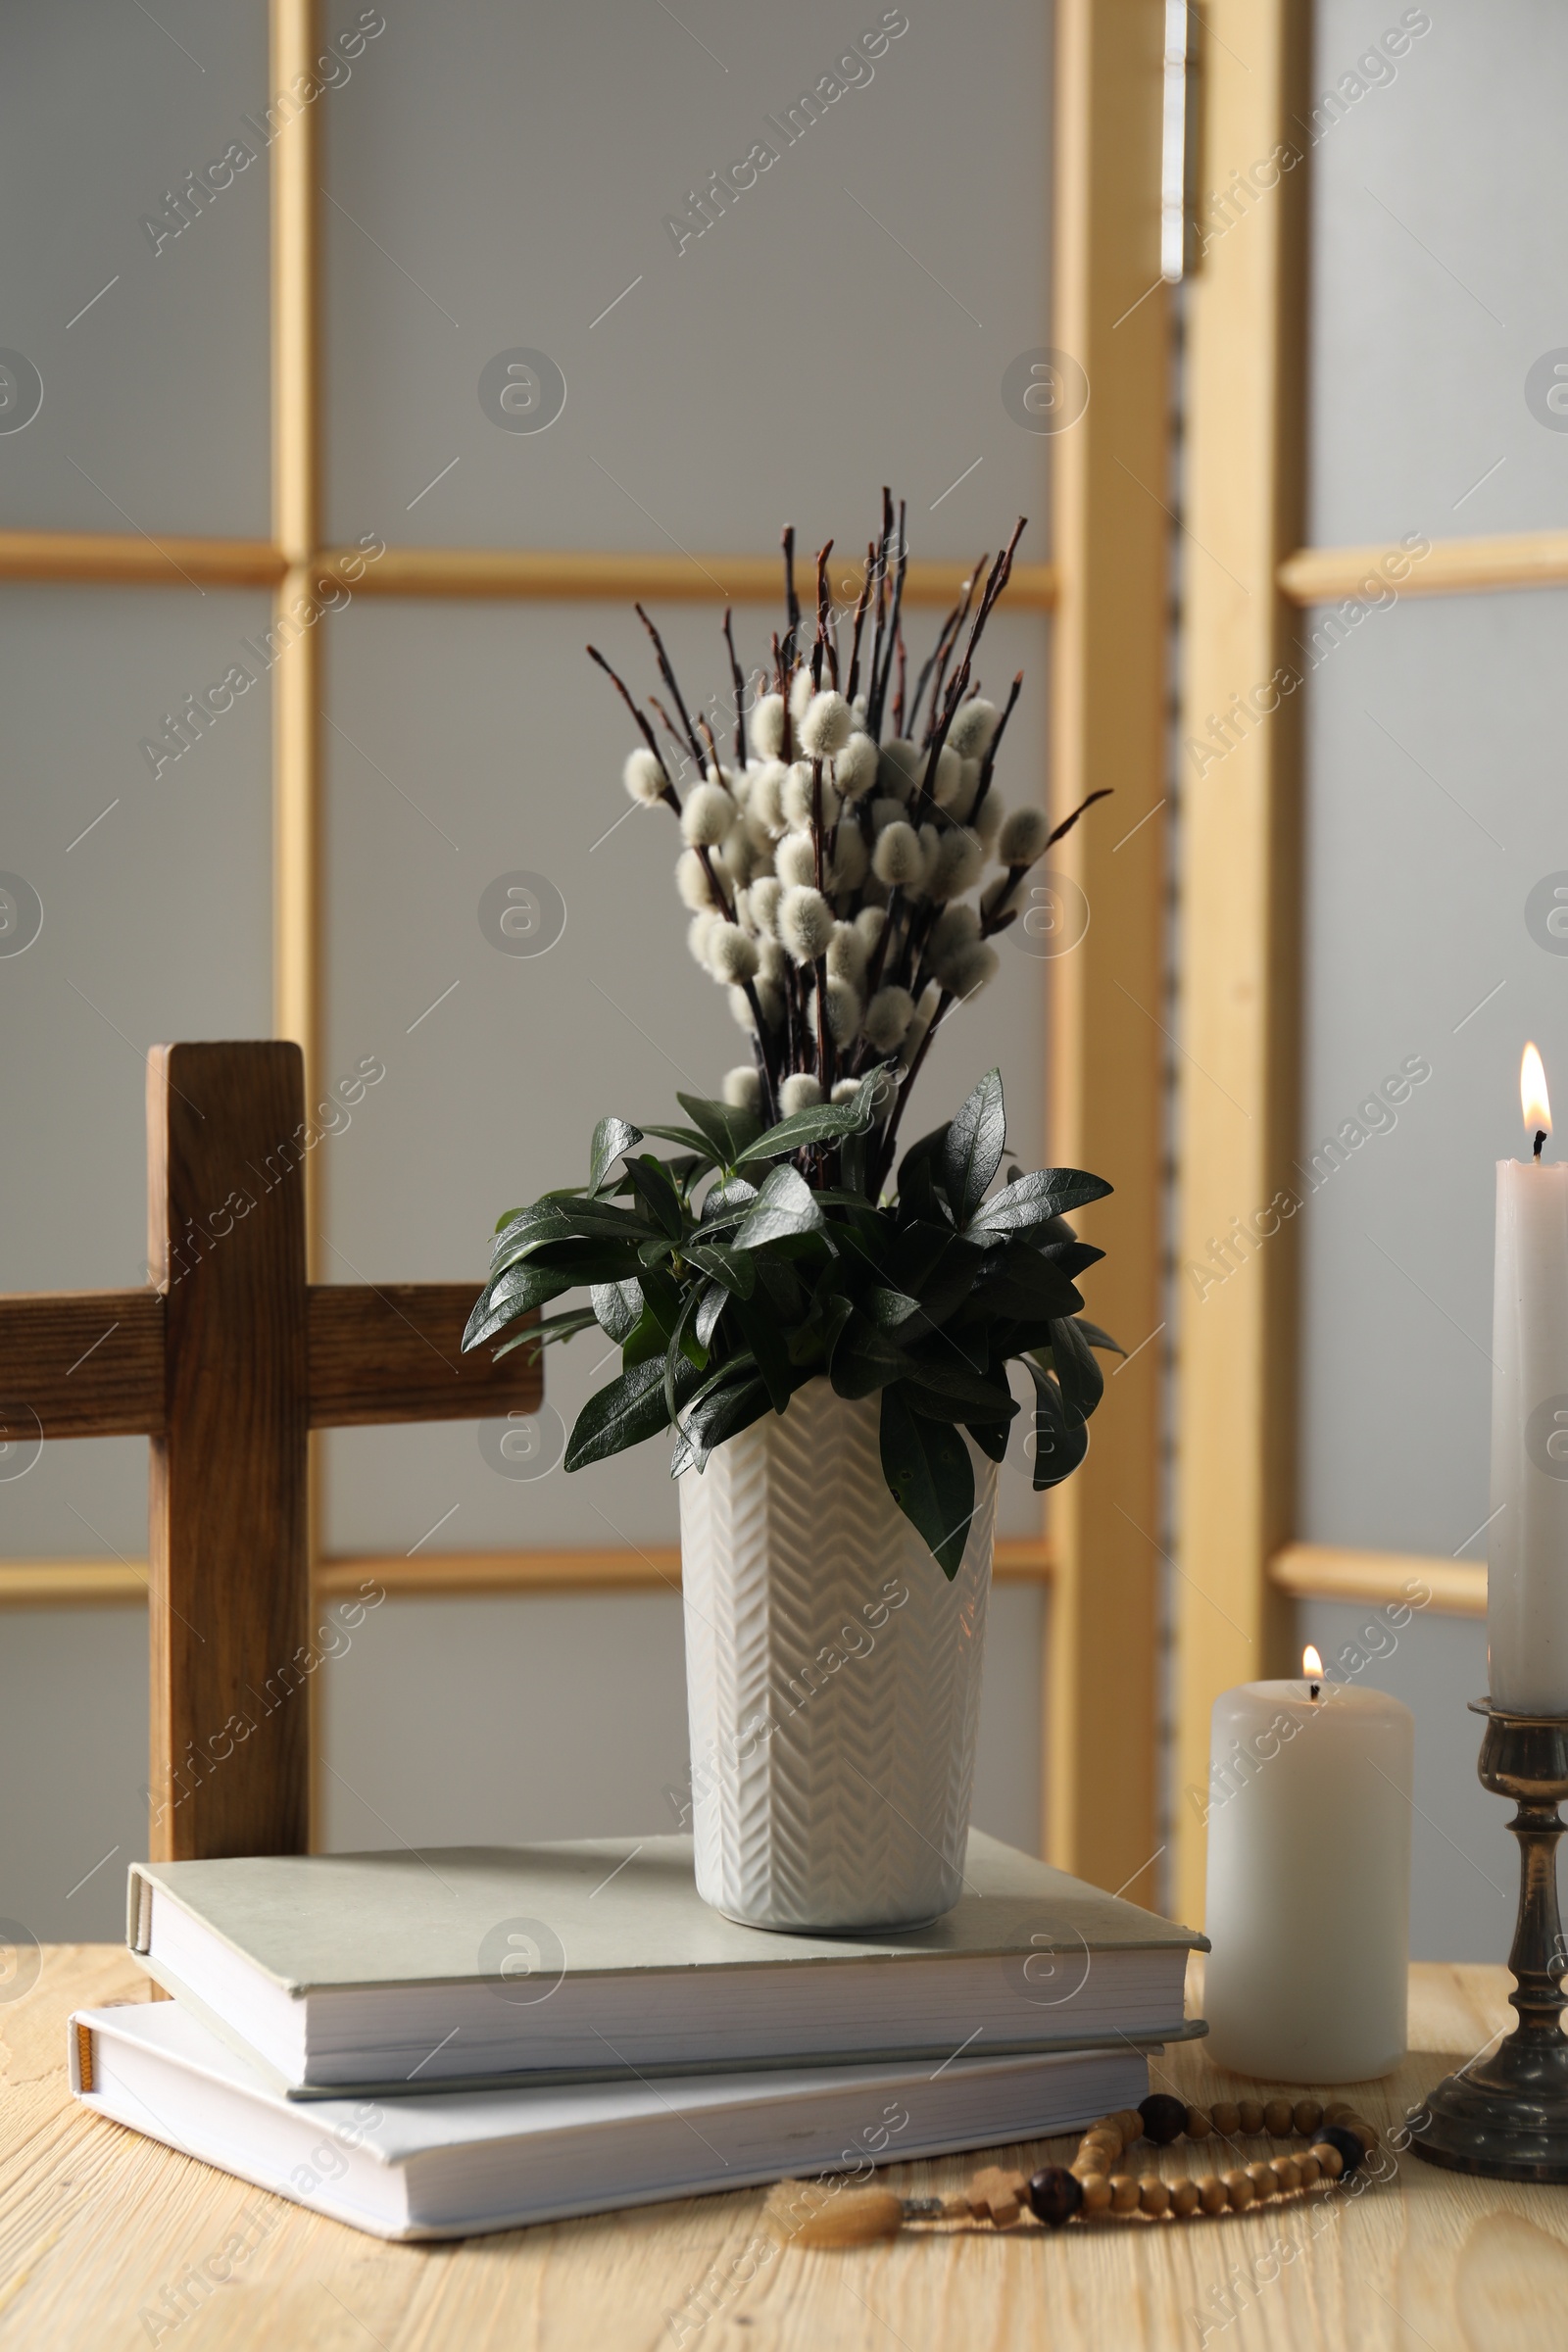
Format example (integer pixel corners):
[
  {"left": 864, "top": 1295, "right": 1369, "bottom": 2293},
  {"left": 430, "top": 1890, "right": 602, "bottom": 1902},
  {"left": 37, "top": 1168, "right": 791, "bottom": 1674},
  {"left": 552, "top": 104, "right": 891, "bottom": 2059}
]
[
  {"left": 1488, "top": 1044, "right": 1568, "bottom": 1715},
  {"left": 1203, "top": 1658, "right": 1412, "bottom": 2083}
]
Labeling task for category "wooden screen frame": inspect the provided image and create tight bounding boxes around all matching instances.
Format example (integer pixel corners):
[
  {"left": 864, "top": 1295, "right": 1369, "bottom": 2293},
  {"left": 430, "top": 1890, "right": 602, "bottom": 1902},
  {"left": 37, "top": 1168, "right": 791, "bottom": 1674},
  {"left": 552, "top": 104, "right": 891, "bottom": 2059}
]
[
  {"left": 4, "top": 0, "right": 1180, "bottom": 1886},
  {"left": 1172, "top": 0, "right": 1553, "bottom": 1920}
]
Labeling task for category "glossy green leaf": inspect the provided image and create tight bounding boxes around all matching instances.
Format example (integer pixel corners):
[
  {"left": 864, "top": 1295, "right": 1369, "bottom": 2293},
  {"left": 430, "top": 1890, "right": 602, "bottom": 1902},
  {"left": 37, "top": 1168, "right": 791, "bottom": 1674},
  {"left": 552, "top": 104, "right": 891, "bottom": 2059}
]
[
  {"left": 682, "top": 1241, "right": 757, "bottom": 1298},
  {"left": 590, "top": 1278, "right": 643, "bottom": 1344},
  {"left": 1044, "top": 1316, "right": 1103, "bottom": 1426},
  {"left": 564, "top": 1354, "right": 699, "bottom": 1471},
  {"left": 879, "top": 1385, "right": 976, "bottom": 1580},
  {"left": 463, "top": 1261, "right": 573, "bottom": 1352},
  {"left": 589, "top": 1116, "right": 643, "bottom": 1196},
  {"left": 965, "top": 1167, "right": 1112, "bottom": 1241},
  {"left": 734, "top": 1075, "right": 881, "bottom": 1165},
  {"left": 733, "top": 1164, "right": 826, "bottom": 1249},
  {"left": 676, "top": 1092, "right": 764, "bottom": 1166},
  {"left": 942, "top": 1068, "right": 1005, "bottom": 1223},
  {"left": 1026, "top": 1360, "right": 1090, "bottom": 1490}
]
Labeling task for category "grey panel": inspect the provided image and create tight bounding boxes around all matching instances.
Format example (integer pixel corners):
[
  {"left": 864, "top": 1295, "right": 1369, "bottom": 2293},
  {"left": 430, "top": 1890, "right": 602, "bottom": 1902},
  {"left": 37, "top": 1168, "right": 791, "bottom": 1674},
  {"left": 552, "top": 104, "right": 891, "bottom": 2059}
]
[
  {"left": 1296, "top": 589, "right": 1566, "bottom": 1563},
  {"left": 0, "top": 586, "right": 273, "bottom": 1563},
  {"left": 0, "top": 1606, "right": 148, "bottom": 1943},
  {"left": 322, "top": 0, "right": 1053, "bottom": 558},
  {"left": 0, "top": 0, "right": 270, "bottom": 534},
  {"left": 1307, "top": 2, "right": 1568, "bottom": 545},
  {"left": 318, "top": 598, "right": 1052, "bottom": 1551},
  {"left": 1294, "top": 1599, "right": 1509, "bottom": 1965}
]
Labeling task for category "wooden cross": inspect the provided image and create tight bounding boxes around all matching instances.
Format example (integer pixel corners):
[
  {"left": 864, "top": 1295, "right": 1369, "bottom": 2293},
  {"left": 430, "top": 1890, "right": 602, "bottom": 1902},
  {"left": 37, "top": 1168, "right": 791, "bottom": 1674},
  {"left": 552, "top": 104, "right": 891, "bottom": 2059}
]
[{"left": 0, "top": 1041, "right": 538, "bottom": 1863}]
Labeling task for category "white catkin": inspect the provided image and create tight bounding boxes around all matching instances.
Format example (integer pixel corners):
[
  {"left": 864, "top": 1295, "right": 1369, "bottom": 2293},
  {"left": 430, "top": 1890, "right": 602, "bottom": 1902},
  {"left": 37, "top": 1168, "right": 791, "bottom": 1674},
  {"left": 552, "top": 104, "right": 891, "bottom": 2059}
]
[
  {"left": 854, "top": 904, "right": 887, "bottom": 951},
  {"left": 981, "top": 873, "right": 1015, "bottom": 924},
  {"left": 929, "top": 826, "right": 985, "bottom": 902},
  {"left": 998, "top": 805, "right": 1052, "bottom": 867},
  {"left": 917, "top": 822, "right": 942, "bottom": 891},
  {"left": 781, "top": 761, "right": 816, "bottom": 831},
  {"left": 877, "top": 740, "right": 920, "bottom": 801},
  {"left": 789, "top": 665, "right": 814, "bottom": 723},
  {"left": 728, "top": 984, "right": 756, "bottom": 1031},
  {"left": 930, "top": 746, "right": 965, "bottom": 808},
  {"left": 775, "top": 833, "right": 818, "bottom": 889},
  {"left": 972, "top": 791, "right": 1004, "bottom": 850},
  {"left": 754, "top": 974, "right": 786, "bottom": 1029},
  {"left": 826, "top": 920, "right": 868, "bottom": 988},
  {"left": 687, "top": 911, "right": 718, "bottom": 966},
  {"left": 708, "top": 925, "right": 760, "bottom": 986},
  {"left": 801, "top": 689, "right": 854, "bottom": 759},
  {"left": 831, "top": 1078, "right": 861, "bottom": 1104},
  {"left": 862, "top": 985, "right": 916, "bottom": 1052},
  {"left": 681, "top": 781, "right": 736, "bottom": 848},
  {"left": 949, "top": 942, "right": 1001, "bottom": 999},
  {"left": 832, "top": 732, "right": 880, "bottom": 800},
  {"left": 870, "top": 795, "right": 907, "bottom": 835},
  {"left": 828, "top": 825, "right": 869, "bottom": 893},
  {"left": 949, "top": 758, "right": 982, "bottom": 823},
  {"left": 729, "top": 765, "right": 754, "bottom": 811},
  {"left": 872, "top": 820, "right": 923, "bottom": 887},
  {"left": 676, "top": 847, "right": 724, "bottom": 911},
  {"left": 716, "top": 831, "right": 758, "bottom": 889},
  {"left": 779, "top": 1072, "right": 824, "bottom": 1115},
  {"left": 749, "top": 875, "right": 784, "bottom": 937},
  {"left": 948, "top": 697, "right": 1000, "bottom": 760},
  {"left": 927, "top": 902, "right": 981, "bottom": 982},
  {"left": 758, "top": 936, "right": 788, "bottom": 986},
  {"left": 901, "top": 983, "right": 940, "bottom": 1067},
  {"left": 749, "top": 694, "right": 786, "bottom": 759},
  {"left": 779, "top": 884, "right": 835, "bottom": 963},
  {"left": 723, "top": 1066, "right": 762, "bottom": 1112},
  {"left": 748, "top": 760, "right": 787, "bottom": 836},
  {"left": 826, "top": 975, "right": 861, "bottom": 1046},
  {"left": 623, "top": 747, "right": 666, "bottom": 805}
]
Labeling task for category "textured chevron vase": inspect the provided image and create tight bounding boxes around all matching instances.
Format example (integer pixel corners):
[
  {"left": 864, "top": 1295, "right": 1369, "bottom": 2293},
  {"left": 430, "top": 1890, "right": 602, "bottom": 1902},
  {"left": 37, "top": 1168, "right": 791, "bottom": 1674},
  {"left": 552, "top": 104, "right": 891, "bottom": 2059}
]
[{"left": 679, "top": 1378, "right": 997, "bottom": 1932}]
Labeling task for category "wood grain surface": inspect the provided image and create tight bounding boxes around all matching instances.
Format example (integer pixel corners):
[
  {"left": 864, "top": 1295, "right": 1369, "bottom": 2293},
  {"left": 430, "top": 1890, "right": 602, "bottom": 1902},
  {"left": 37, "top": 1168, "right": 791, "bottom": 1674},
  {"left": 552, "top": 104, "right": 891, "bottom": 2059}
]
[
  {"left": 0, "top": 1290, "right": 166, "bottom": 1437},
  {"left": 6, "top": 1955, "right": 1567, "bottom": 2349},
  {"left": 147, "top": 1044, "right": 311, "bottom": 1863},
  {"left": 306, "top": 1286, "right": 541, "bottom": 1425}
]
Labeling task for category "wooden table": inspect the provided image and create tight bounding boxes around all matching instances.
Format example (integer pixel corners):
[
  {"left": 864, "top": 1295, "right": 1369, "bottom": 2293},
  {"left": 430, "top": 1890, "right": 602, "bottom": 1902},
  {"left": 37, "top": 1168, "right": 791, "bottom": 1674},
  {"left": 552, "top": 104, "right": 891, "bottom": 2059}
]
[{"left": 5, "top": 1950, "right": 1568, "bottom": 2348}]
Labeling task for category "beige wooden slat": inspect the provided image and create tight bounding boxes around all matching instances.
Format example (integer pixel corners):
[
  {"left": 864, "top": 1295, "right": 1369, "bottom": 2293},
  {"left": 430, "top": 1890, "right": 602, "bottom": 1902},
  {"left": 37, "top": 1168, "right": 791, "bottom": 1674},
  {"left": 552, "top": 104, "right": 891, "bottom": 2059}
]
[
  {"left": 1172, "top": 0, "right": 1309, "bottom": 1930},
  {"left": 1269, "top": 1542, "right": 1487, "bottom": 1619}
]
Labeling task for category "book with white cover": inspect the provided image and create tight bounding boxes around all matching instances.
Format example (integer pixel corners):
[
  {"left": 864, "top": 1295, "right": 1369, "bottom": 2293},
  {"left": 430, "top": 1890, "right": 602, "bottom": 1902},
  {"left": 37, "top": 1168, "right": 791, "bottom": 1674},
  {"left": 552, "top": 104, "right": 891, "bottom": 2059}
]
[
  {"left": 126, "top": 1831, "right": 1205, "bottom": 2097},
  {"left": 72, "top": 1997, "right": 1157, "bottom": 2242}
]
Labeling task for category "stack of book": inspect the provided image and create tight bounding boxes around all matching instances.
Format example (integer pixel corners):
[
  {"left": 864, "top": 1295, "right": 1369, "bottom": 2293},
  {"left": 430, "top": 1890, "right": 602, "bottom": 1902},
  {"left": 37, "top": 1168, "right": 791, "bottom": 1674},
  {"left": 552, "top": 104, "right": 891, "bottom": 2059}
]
[{"left": 71, "top": 1832, "right": 1204, "bottom": 2239}]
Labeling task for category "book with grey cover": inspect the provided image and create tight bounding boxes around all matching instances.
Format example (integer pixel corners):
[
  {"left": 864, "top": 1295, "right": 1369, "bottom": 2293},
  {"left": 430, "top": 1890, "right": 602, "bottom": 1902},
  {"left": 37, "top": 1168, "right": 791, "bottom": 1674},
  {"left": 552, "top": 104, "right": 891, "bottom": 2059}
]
[
  {"left": 127, "top": 1831, "right": 1206, "bottom": 2098},
  {"left": 72, "top": 1996, "right": 1157, "bottom": 2242}
]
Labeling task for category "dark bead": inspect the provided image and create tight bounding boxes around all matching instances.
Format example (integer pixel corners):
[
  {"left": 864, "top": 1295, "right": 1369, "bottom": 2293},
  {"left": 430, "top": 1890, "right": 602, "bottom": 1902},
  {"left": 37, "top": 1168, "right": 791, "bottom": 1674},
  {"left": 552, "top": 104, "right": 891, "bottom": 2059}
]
[
  {"left": 1027, "top": 2167, "right": 1084, "bottom": 2228},
  {"left": 1138, "top": 2093, "right": 1188, "bottom": 2146},
  {"left": 1318, "top": 2125, "right": 1364, "bottom": 2178}
]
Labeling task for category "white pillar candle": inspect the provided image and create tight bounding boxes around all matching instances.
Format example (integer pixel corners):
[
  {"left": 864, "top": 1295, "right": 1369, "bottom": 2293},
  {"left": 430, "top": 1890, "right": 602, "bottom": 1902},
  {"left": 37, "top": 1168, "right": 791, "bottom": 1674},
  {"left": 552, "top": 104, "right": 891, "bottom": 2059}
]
[
  {"left": 1203, "top": 1658, "right": 1413, "bottom": 2082},
  {"left": 1488, "top": 1044, "right": 1568, "bottom": 1715}
]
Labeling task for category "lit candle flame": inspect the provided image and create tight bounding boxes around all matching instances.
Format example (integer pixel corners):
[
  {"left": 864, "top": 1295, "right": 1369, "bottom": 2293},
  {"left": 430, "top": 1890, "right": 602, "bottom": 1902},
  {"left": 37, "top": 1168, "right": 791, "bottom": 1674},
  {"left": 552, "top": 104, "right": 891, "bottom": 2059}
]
[
  {"left": 1522, "top": 1042, "right": 1552, "bottom": 1140},
  {"left": 1302, "top": 1643, "right": 1323, "bottom": 1678}
]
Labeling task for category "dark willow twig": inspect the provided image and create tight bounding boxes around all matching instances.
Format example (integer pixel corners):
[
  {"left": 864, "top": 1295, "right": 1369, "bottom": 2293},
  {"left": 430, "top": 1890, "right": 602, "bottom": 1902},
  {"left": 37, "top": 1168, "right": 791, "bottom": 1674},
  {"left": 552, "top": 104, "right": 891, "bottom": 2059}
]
[
  {"left": 845, "top": 541, "right": 875, "bottom": 706},
  {"left": 586, "top": 644, "right": 681, "bottom": 812},
  {"left": 722, "top": 607, "right": 746, "bottom": 763},
  {"left": 811, "top": 541, "right": 833, "bottom": 692},
  {"left": 781, "top": 525, "right": 801, "bottom": 670},
  {"left": 635, "top": 604, "right": 707, "bottom": 776},
  {"left": 969, "top": 671, "right": 1023, "bottom": 824},
  {"left": 866, "top": 499, "right": 907, "bottom": 739}
]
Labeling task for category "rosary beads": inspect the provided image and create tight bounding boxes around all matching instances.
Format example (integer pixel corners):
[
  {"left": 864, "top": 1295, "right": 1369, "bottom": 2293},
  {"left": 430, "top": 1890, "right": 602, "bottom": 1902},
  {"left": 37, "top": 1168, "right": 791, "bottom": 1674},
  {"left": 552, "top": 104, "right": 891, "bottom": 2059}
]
[{"left": 768, "top": 2092, "right": 1379, "bottom": 2246}]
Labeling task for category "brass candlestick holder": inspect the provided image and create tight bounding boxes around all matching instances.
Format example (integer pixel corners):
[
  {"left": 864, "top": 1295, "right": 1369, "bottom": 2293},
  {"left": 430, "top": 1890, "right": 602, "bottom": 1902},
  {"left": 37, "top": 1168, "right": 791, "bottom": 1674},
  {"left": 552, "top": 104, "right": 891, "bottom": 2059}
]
[{"left": 1410, "top": 1697, "right": 1568, "bottom": 2180}]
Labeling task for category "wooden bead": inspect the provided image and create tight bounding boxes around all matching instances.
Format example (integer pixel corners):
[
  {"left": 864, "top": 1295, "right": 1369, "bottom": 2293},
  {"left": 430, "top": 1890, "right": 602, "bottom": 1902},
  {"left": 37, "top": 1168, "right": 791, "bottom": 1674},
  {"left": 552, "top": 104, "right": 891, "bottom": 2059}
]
[
  {"left": 1322, "top": 2101, "right": 1355, "bottom": 2125},
  {"left": 1237, "top": 2100, "right": 1265, "bottom": 2135},
  {"left": 1210, "top": 2101, "right": 1241, "bottom": 2136},
  {"left": 1027, "top": 2168, "right": 1084, "bottom": 2228},
  {"left": 1079, "top": 2175, "right": 1113, "bottom": 2215},
  {"left": 1108, "top": 2175, "right": 1141, "bottom": 2215},
  {"left": 1342, "top": 2117, "right": 1378, "bottom": 2152},
  {"left": 1171, "top": 2179, "right": 1202, "bottom": 2217},
  {"left": 1139, "top": 2176, "right": 1171, "bottom": 2217},
  {"left": 1082, "top": 2130, "right": 1123, "bottom": 2159},
  {"left": 1198, "top": 2176, "right": 1230, "bottom": 2215},
  {"left": 1139, "top": 2094, "right": 1189, "bottom": 2146},
  {"left": 1222, "top": 2170, "right": 1255, "bottom": 2210},
  {"left": 1271, "top": 2157, "right": 1302, "bottom": 2192},
  {"left": 1112, "top": 2109, "right": 1145, "bottom": 2143},
  {"left": 1244, "top": 2162, "right": 1277, "bottom": 2198},
  {"left": 1293, "top": 2099, "right": 1324, "bottom": 2136},
  {"left": 967, "top": 2166, "right": 1026, "bottom": 2226},
  {"left": 1263, "top": 2098, "right": 1295, "bottom": 2136},
  {"left": 1184, "top": 2106, "right": 1212, "bottom": 2140},
  {"left": 1310, "top": 2141, "right": 1346, "bottom": 2180},
  {"left": 1298, "top": 2153, "right": 1322, "bottom": 2187}
]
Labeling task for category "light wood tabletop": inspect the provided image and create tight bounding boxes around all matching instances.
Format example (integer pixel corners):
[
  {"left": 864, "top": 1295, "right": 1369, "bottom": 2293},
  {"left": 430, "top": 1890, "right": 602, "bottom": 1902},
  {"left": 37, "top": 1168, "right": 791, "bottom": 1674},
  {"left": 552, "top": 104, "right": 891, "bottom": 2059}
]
[{"left": 4, "top": 1947, "right": 1568, "bottom": 2348}]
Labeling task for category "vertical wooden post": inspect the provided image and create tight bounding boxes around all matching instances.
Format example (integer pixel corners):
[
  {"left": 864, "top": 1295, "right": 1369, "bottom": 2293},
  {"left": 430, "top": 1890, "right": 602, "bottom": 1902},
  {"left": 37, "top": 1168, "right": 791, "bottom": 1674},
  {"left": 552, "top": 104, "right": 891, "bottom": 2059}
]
[
  {"left": 1045, "top": 0, "right": 1172, "bottom": 1895},
  {"left": 147, "top": 1043, "right": 311, "bottom": 1859},
  {"left": 1172, "top": 0, "right": 1309, "bottom": 1927}
]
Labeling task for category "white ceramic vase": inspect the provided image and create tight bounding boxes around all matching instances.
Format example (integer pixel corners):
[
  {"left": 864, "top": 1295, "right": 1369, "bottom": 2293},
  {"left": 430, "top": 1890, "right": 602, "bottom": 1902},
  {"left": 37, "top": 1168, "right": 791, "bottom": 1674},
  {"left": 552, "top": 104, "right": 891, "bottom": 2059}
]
[{"left": 678, "top": 1377, "right": 997, "bottom": 1933}]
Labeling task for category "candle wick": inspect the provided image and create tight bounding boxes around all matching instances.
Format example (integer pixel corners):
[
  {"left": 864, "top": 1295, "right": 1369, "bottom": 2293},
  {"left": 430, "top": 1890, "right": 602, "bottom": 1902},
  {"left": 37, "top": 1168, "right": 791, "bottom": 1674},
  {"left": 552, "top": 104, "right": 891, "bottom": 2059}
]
[
  {"left": 1535, "top": 1129, "right": 1547, "bottom": 1161},
  {"left": 1309, "top": 1682, "right": 1320, "bottom": 1701}
]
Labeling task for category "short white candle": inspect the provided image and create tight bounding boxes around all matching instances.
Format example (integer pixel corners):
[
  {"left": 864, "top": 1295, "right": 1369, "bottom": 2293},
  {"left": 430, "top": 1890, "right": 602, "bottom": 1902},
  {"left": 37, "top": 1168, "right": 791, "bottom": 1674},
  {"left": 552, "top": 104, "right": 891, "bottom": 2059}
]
[
  {"left": 1203, "top": 1655, "right": 1413, "bottom": 2083},
  {"left": 1488, "top": 1043, "right": 1568, "bottom": 1715}
]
